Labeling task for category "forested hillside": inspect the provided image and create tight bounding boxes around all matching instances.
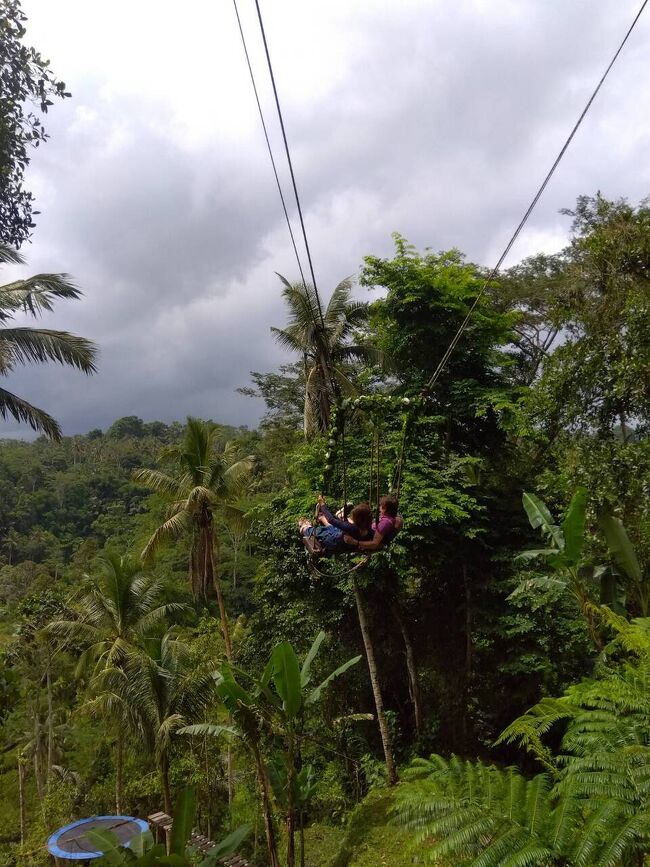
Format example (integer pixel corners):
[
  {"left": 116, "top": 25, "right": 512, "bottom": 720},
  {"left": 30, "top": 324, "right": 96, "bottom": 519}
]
[{"left": 0, "top": 196, "right": 648, "bottom": 866}]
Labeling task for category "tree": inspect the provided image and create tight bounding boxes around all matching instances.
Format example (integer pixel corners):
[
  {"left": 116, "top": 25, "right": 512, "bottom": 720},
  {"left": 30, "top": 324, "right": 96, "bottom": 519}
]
[
  {"left": 134, "top": 418, "right": 252, "bottom": 659},
  {"left": 0, "top": 0, "right": 71, "bottom": 246},
  {"left": 106, "top": 416, "right": 145, "bottom": 439},
  {"left": 514, "top": 488, "right": 604, "bottom": 647},
  {"left": 271, "top": 276, "right": 381, "bottom": 437},
  {"left": 0, "top": 244, "right": 96, "bottom": 439},
  {"left": 517, "top": 488, "right": 650, "bottom": 639},
  {"left": 527, "top": 195, "right": 650, "bottom": 441},
  {"left": 351, "top": 576, "right": 399, "bottom": 787},
  {"left": 119, "top": 628, "right": 214, "bottom": 815},
  {"left": 361, "top": 235, "right": 516, "bottom": 451},
  {"left": 183, "top": 631, "right": 361, "bottom": 867},
  {"left": 47, "top": 551, "right": 185, "bottom": 674},
  {"left": 46, "top": 551, "right": 185, "bottom": 810},
  {"left": 396, "top": 613, "right": 650, "bottom": 866},
  {"left": 238, "top": 363, "right": 305, "bottom": 432}
]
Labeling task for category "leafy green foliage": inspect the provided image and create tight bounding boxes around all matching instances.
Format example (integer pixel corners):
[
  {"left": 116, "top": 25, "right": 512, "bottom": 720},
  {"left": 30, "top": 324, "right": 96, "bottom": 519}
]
[
  {"left": 397, "top": 614, "right": 650, "bottom": 867},
  {"left": 271, "top": 275, "right": 381, "bottom": 436},
  {"left": 397, "top": 619, "right": 650, "bottom": 864},
  {"left": 0, "top": 0, "right": 71, "bottom": 246}
]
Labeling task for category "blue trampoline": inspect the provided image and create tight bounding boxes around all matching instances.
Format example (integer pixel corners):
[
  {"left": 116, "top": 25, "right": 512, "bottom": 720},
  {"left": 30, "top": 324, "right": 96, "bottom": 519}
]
[{"left": 48, "top": 816, "right": 149, "bottom": 860}]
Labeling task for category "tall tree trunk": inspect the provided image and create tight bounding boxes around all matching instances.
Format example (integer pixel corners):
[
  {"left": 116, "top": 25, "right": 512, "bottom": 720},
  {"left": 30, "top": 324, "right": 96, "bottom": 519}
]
[
  {"left": 208, "top": 531, "right": 233, "bottom": 662},
  {"left": 203, "top": 734, "right": 212, "bottom": 840},
  {"left": 251, "top": 744, "right": 280, "bottom": 867},
  {"left": 18, "top": 756, "right": 26, "bottom": 845},
  {"left": 115, "top": 730, "right": 124, "bottom": 814},
  {"left": 208, "top": 533, "right": 236, "bottom": 811},
  {"left": 462, "top": 563, "right": 472, "bottom": 746},
  {"left": 391, "top": 600, "right": 422, "bottom": 738},
  {"left": 286, "top": 731, "right": 296, "bottom": 867},
  {"left": 299, "top": 813, "right": 305, "bottom": 867},
  {"left": 227, "top": 742, "right": 234, "bottom": 810},
  {"left": 352, "top": 579, "right": 398, "bottom": 785},
  {"left": 46, "top": 662, "right": 54, "bottom": 791},
  {"left": 619, "top": 410, "right": 629, "bottom": 443},
  {"left": 33, "top": 714, "right": 44, "bottom": 803},
  {"left": 231, "top": 535, "right": 239, "bottom": 590},
  {"left": 160, "top": 753, "right": 172, "bottom": 816}
]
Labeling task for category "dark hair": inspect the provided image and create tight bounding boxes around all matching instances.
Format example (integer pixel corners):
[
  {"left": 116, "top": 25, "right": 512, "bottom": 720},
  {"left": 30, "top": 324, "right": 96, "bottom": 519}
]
[
  {"left": 351, "top": 502, "right": 373, "bottom": 531},
  {"left": 379, "top": 495, "right": 398, "bottom": 517}
]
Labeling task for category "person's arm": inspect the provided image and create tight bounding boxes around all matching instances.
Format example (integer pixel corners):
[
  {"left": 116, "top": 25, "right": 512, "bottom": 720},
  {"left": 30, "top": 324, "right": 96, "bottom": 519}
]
[
  {"left": 343, "top": 530, "right": 384, "bottom": 552},
  {"left": 321, "top": 502, "right": 355, "bottom": 533}
]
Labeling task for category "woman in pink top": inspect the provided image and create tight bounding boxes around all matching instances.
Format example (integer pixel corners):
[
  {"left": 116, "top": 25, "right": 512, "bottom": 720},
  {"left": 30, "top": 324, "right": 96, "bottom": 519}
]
[{"left": 343, "top": 495, "right": 401, "bottom": 552}]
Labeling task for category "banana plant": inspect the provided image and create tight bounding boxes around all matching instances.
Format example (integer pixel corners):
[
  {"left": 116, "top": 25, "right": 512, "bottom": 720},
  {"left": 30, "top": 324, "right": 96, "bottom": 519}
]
[
  {"left": 599, "top": 513, "right": 648, "bottom": 616},
  {"left": 181, "top": 631, "right": 360, "bottom": 867},
  {"left": 266, "top": 631, "right": 361, "bottom": 867},
  {"left": 513, "top": 487, "right": 605, "bottom": 647},
  {"left": 268, "top": 757, "right": 317, "bottom": 867}
]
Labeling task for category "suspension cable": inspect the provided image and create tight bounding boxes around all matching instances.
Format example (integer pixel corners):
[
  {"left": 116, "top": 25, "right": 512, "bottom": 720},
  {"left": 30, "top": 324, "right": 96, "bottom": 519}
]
[
  {"left": 231, "top": 0, "right": 307, "bottom": 287},
  {"left": 423, "top": 0, "right": 649, "bottom": 395},
  {"left": 253, "top": 0, "right": 327, "bottom": 332}
]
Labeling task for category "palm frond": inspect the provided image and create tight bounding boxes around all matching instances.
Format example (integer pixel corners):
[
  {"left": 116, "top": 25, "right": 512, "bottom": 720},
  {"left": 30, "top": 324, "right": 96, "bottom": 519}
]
[
  {"left": 0, "top": 385, "right": 61, "bottom": 439},
  {"left": 141, "top": 510, "right": 191, "bottom": 563},
  {"left": 0, "top": 244, "right": 24, "bottom": 267},
  {"left": 222, "top": 456, "right": 253, "bottom": 494},
  {"left": 132, "top": 468, "right": 185, "bottom": 496},
  {"left": 135, "top": 603, "right": 190, "bottom": 635},
  {"left": 271, "top": 326, "right": 307, "bottom": 355},
  {"left": 0, "top": 327, "right": 96, "bottom": 372},
  {"left": 0, "top": 273, "right": 84, "bottom": 318}
]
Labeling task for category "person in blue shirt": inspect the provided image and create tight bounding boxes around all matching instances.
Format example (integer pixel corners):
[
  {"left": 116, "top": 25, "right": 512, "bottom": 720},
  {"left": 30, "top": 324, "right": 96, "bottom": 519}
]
[{"left": 299, "top": 498, "right": 373, "bottom": 556}]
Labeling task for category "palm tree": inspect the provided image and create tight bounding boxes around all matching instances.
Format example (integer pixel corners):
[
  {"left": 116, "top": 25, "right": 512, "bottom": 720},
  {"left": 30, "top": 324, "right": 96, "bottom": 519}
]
[
  {"left": 133, "top": 418, "right": 252, "bottom": 660},
  {"left": 0, "top": 243, "right": 96, "bottom": 439},
  {"left": 81, "top": 682, "right": 136, "bottom": 814},
  {"left": 47, "top": 551, "right": 185, "bottom": 674},
  {"left": 47, "top": 551, "right": 185, "bottom": 810},
  {"left": 121, "top": 628, "right": 214, "bottom": 815},
  {"left": 271, "top": 276, "right": 381, "bottom": 437}
]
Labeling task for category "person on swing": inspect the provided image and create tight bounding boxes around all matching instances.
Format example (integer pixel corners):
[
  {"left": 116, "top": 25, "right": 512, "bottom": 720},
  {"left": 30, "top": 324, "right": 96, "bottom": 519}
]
[
  {"left": 343, "top": 494, "right": 402, "bottom": 552},
  {"left": 300, "top": 494, "right": 401, "bottom": 555},
  {"left": 299, "top": 500, "right": 374, "bottom": 555}
]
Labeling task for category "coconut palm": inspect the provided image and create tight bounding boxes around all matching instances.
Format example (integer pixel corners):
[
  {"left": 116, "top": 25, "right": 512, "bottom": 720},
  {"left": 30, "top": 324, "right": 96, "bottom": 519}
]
[
  {"left": 271, "top": 276, "right": 381, "bottom": 437},
  {"left": 81, "top": 681, "right": 138, "bottom": 814},
  {"left": 133, "top": 418, "right": 252, "bottom": 660},
  {"left": 120, "top": 628, "right": 214, "bottom": 815},
  {"left": 0, "top": 243, "right": 96, "bottom": 439},
  {"left": 47, "top": 551, "right": 185, "bottom": 811},
  {"left": 47, "top": 551, "right": 185, "bottom": 675}
]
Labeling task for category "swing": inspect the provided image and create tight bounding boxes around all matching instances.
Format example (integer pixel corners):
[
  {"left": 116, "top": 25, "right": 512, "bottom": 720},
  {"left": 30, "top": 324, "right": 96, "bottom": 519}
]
[{"left": 301, "top": 396, "right": 412, "bottom": 578}]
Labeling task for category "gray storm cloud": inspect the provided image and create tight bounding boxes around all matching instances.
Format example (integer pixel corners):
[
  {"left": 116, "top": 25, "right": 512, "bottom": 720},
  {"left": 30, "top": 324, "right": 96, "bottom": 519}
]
[{"left": 2, "top": 0, "right": 649, "bottom": 438}]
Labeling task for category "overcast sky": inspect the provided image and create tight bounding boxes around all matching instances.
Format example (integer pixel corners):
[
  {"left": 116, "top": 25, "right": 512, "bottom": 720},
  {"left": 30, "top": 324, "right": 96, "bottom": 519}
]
[{"left": 4, "top": 0, "right": 650, "bottom": 437}]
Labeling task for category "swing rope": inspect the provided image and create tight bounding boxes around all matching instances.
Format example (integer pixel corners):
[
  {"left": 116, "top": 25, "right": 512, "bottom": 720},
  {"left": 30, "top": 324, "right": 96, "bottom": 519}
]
[
  {"left": 388, "top": 0, "right": 648, "bottom": 503},
  {"left": 231, "top": 0, "right": 307, "bottom": 290},
  {"left": 422, "top": 0, "right": 648, "bottom": 397},
  {"left": 252, "top": 0, "right": 327, "bottom": 334}
]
